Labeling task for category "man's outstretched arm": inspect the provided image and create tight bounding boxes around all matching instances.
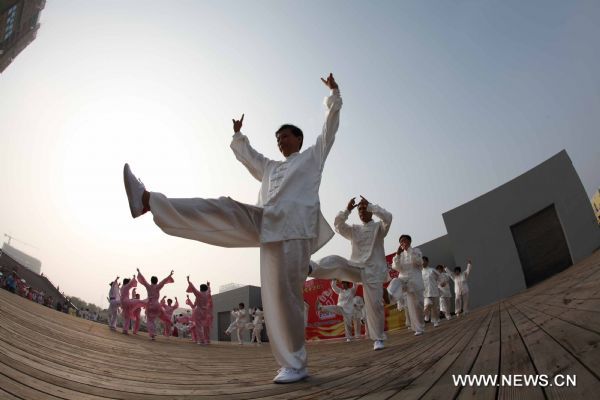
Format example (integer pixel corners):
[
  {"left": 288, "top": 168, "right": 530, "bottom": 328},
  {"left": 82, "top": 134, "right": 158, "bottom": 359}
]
[
  {"left": 230, "top": 113, "right": 272, "bottom": 182},
  {"left": 313, "top": 73, "right": 342, "bottom": 168}
]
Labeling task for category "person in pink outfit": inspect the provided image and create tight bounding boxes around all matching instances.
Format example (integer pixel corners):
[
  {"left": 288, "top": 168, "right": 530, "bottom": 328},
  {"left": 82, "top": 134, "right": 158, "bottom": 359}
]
[
  {"left": 120, "top": 276, "right": 147, "bottom": 335},
  {"left": 131, "top": 289, "right": 144, "bottom": 334},
  {"left": 184, "top": 296, "right": 198, "bottom": 343},
  {"left": 137, "top": 268, "right": 174, "bottom": 340},
  {"left": 187, "top": 276, "right": 213, "bottom": 345},
  {"left": 160, "top": 296, "right": 179, "bottom": 337}
]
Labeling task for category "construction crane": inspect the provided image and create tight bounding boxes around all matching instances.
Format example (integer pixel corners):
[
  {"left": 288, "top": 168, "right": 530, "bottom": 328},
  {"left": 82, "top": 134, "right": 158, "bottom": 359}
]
[{"left": 3, "top": 234, "right": 38, "bottom": 249}]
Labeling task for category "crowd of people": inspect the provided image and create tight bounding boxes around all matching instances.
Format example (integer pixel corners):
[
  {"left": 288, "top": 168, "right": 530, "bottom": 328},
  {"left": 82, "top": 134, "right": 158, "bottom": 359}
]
[
  {"left": 1, "top": 269, "right": 56, "bottom": 308},
  {"left": 106, "top": 269, "right": 214, "bottom": 344},
  {"left": 120, "top": 73, "right": 477, "bottom": 383}
]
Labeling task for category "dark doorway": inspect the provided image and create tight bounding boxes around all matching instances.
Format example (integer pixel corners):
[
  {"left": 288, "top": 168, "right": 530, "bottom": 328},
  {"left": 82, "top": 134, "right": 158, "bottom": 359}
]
[
  {"left": 218, "top": 311, "right": 232, "bottom": 342},
  {"left": 511, "top": 204, "right": 573, "bottom": 287}
]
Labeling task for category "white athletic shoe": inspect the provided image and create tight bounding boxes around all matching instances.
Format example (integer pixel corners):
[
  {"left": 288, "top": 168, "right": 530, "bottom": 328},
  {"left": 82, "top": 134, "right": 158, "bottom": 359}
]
[
  {"left": 433, "top": 322, "right": 440, "bottom": 328},
  {"left": 373, "top": 340, "right": 385, "bottom": 351},
  {"left": 346, "top": 338, "right": 352, "bottom": 342},
  {"left": 414, "top": 331, "right": 424, "bottom": 336},
  {"left": 123, "top": 163, "right": 146, "bottom": 218},
  {"left": 273, "top": 367, "right": 309, "bottom": 384}
]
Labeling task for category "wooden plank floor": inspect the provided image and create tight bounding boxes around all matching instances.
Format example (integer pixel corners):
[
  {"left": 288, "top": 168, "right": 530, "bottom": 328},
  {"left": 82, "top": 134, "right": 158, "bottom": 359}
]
[{"left": 1, "top": 251, "right": 600, "bottom": 399}]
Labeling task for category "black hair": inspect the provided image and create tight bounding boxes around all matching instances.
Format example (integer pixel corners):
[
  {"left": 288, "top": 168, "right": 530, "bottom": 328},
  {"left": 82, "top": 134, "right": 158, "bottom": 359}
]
[
  {"left": 123, "top": 278, "right": 131, "bottom": 285},
  {"left": 239, "top": 302, "right": 245, "bottom": 308},
  {"left": 399, "top": 234, "right": 412, "bottom": 243},
  {"left": 454, "top": 266, "right": 462, "bottom": 273},
  {"left": 435, "top": 264, "right": 444, "bottom": 271},
  {"left": 422, "top": 256, "right": 429, "bottom": 262},
  {"left": 200, "top": 284, "right": 208, "bottom": 292},
  {"left": 275, "top": 124, "right": 304, "bottom": 150},
  {"left": 151, "top": 276, "right": 158, "bottom": 284}
]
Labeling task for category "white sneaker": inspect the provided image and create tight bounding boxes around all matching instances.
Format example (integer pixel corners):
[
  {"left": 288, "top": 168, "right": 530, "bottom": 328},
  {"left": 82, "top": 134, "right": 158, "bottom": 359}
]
[
  {"left": 433, "top": 322, "right": 440, "bottom": 328},
  {"left": 123, "top": 163, "right": 146, "bottom": 218},
  {"left": 346, "top": 338, "right": 352, "bottom": 342},
  {"left": 373, "top": 340, "right": 384, "bottom": 351},
  {"left": 273, "top": 367, "right": 309, "bottom": 384},
  {"left": 414, "top": 331, "right": 423, "bottom": 336}
]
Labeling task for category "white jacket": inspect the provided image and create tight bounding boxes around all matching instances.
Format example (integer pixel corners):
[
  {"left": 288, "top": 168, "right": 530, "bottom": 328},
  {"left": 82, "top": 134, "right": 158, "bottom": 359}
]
[
  {"left": 391, "top": 247, "right": 424, "bottom": 294},
  {"left": 437, "top": 272, "right": 452, "bottom": 298},
  {"left": 230, "top": 89, "right": 342, "bottom": 252},
  {"left": 422, "top": 267, "right": 440, "bottom": 297},
  {"left": 447, "top": 263, "right": 472, "bottom": 295},
  {"left": 334, "top": 203, "right": 392, "bottom": 284},
  {"left": 331, "top": 280, "right": 356, "bottom": 315}
]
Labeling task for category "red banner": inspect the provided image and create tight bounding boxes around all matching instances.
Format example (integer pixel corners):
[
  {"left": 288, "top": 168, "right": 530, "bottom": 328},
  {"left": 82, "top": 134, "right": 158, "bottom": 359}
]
[{"left": 303, "top": 254, "right": 406, "bottom": 341}]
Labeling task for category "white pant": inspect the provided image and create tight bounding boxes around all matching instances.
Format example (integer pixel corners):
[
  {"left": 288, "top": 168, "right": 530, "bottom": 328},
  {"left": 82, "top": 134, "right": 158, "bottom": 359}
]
[
  {"left": 108, "top": 300, "right": 120, "bottom": 329},
  {"left": 440, "top": 297, "right": 452, "bottom": 319},
  {"left": 252, "top": 325, "right": 263, "bottom": 343},
  {"left": 455, "top": 292, "right": 469, "bottom": 315},
  {"left": 310, "top": 255, "right": 385, "bottom": 341},
  {"left": 150, "top": 193, "right": 309, "bottom": 370},
  {"left": 424, "top": 297, "right": 440, "bottom": 324},
  {"left": 405, "top": 290, "right": 424, "bottom": 333}
]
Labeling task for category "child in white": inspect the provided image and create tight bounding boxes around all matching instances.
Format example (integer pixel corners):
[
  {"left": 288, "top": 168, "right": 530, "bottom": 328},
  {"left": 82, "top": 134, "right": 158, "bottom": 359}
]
[
  {"left": 421, "top": 256, "right": 440, "bottom": 327},
  {"left": 446, "top": 261, "right": 473, "bottom": 316},
  {"left": 436, "top": 265, "right": 453, "bottom": 320}
]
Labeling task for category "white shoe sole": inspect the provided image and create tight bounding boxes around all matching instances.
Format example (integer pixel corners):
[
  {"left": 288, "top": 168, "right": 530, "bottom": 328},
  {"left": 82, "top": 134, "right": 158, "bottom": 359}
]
[
  {"left": 123, "top": 163, "right": 144, "bottom": 218},
  {"left": 273, "top": 372, "right": 309, "bottom": 384}
]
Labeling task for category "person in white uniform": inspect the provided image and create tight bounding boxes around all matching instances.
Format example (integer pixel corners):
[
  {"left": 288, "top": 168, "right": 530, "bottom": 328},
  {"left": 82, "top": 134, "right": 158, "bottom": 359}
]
[
  {"left": 318, "top": 280, "right": 357, "bottom": 342},
  {"left": 421, "top": 256, "right": 440, "bottom": 327},
  {"left": 107, "top": 276, "right": 120, "bottom": 331},
  {"left": 436, "top": 264, "right": 453, "bottom": 320},
  {"left": 391, "top": 235, "right": 425, "bottom": 336},
  {"left": 352, "top": 296, "right": 366, "bottom": 339},
  {"left": 251, "top": 307, "right": 264, "bottom": 344},
  {"left": 446, "top": 261, "right": 473, "bottom": 316},
  {"left": 234, "top": 303, "right": 250, "bottom": 345},
  {"left": 123, "top": 74, "right": 341, "bottom": 384},
  {"left": 309, "top": 196, "right": 392, "bottom": 351}
]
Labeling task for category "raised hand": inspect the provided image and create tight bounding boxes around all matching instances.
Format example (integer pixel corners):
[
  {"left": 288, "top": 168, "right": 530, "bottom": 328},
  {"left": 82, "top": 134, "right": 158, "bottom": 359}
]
[
  {"left": 320, "top": 73, "right": 339, "bottom": 90},
  {"left": 232, "top": 114, "right": 244, "bottom": 133},
  {"left": 170, "top": 270, "right": 174, "bottom": 276},
  {"left": 187, "top": 275, "right": 190, "bottom": 282},
  {"left": 347, "top": 197, "right": 357, "bottom": 212}
]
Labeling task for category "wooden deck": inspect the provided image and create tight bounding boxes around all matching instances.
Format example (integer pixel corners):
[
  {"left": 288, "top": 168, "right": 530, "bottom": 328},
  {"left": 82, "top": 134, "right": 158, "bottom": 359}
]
[{"left": 1, "top": 252, "right": 600, "bottom": 399}]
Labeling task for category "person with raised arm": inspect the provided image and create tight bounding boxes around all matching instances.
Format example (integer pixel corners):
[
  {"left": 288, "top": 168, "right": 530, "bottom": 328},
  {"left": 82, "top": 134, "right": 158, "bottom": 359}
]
[
  {"left": 391, "top": 235, "right": 425, "bottom": 336},
  {"left": 309, "top": 196, "right": 392, "bottom": 350},
  {"left": 123, "top": 74, "right": 341, "bottom": 383},
  {"left": 160, "top": 296, "right": 179, "bottom": 337},
  {"left": 107, "top": 276, "right": 121, "bottom": 331},
  {"left": 186, "top": 276, "right": 213, "bottom": 344},
  {"left": 137, "top": 268, "right": 174, "bottom": 340},
  {"left": 446, "top": 260, "right": 473, "bottom": 316}
]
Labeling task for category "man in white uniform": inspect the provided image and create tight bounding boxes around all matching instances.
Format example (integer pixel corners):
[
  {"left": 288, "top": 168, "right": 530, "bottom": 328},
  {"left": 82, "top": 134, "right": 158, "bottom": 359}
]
[
  {"left": 436, "top": 264, "right": 453, "bottom": 320},
  {"left": 123, "top": 74, "right": 341, "bottom": 383},
  {"left": 107, "top": 276, "right": 120, "bottom": 331},
  {"left": 391, "top": 235, "right": 425, "bottom": 336},
  {"left": 309, "top": 196, "right": 392, "bottom": 350},
  {"left": 318, "top": 280, "right": 357, "bottom": 342},
  {"left": 446, "top": 261, "right": 473, "bottom": 316},
  {"left": 421, "top": 256, "right": 440, "bottom": 327}
]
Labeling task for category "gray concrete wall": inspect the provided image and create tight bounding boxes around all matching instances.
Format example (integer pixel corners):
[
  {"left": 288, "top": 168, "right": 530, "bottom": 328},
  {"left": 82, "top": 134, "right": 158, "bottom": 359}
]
[
  {"left": 442, "top": 150, "right": 600, "bottom": 310},
  {"left": 416, "top": 234, "right": 456, "bottom": 271}
]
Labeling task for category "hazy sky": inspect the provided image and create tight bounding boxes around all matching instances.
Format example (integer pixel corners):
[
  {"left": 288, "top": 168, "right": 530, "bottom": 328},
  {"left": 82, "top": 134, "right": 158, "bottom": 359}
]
[{"left": 1, "top": 0, "right": 598, "bottom": 307}]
